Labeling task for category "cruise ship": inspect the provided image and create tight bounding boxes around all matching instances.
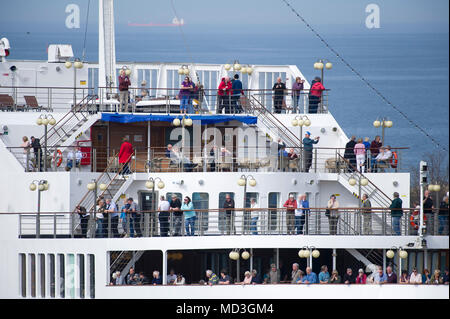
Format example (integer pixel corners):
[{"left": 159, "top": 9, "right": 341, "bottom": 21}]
[{"left": 0, "top": 0, "right": 448, "bottom": 299}]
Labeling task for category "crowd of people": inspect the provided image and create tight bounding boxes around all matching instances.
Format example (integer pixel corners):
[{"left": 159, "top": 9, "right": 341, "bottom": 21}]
[
  {"left": 344, "top": 135, "right": 397, "bottom": 173},
  {"left": 111, "top": 264, "right": 449, "bottom": 286},
  {"left": 75, "top": 188, "right": 449, "bottom": 238}
]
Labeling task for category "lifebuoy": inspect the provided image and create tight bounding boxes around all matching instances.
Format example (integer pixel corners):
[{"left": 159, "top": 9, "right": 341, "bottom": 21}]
[
  {"left": 54, "top": 149, "right": 63, "bottom": 167},
  {"left": 390, "top": 151, "right": 398, "bottom": 168},
  {"left": 410, "top": 212, "right": 426, "bottom": 230}
]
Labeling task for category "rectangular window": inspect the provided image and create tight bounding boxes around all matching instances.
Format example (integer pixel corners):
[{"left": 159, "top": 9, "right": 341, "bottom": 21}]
[
  {"left": 58, "top": 254, "right": 65, "bottom": 298},
  {"left": 78, "top": 254, "right": 85, "bottom": 299},
  {"left": 218, "top": 192, "right": 235, "bottom": 233},
  {"left": 29, "top": 254, "right": 36, "bottom": 298},
  {"left": 244, "top": 193, "right": 259, "bottom": 234},
  {"left": 39, "top": 254, "right": 45, "bottom": 298},
  {"left": 48, "top": 254, "right": 55, "bottom": 298},
  {"left": 89, "top": 254, "right": 95, "bottom": 299},
  {"left": 20, "top": 253, "right": 26, "bottom": 298},
  {"left": 193, "top": 192, "right": 209, "bottom": 234},
  {"left": 67, "top": 254, "right": 75, "bottom": 298},
  {"left": 268, "top": 192, "right": 280, "bottom": 232}
]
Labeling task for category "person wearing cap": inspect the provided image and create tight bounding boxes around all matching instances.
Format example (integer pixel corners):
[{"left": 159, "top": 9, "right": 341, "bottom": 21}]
[
  {"left": 302, "top": 131, "right": 319, "bottom": 172},
  {"left": 139, "top": 80, "right": 149, "bottom": 100},
  {"left": 231, "top": 74, "right": 244, "bottom": 113},
  {"left": 268, "top": 263, "right": 280, "bottom": 284},
  {"left": 355, "top": 269, "right": 367, "bottom": 284},
  {"left": 169, "top": 194, "right": 182, "bottom": 236},
  {"left": 409, "top": 267, "right": 422, "bottom": 284},
  {"left": 389, "top": 192, "right": 403, "bottom": 235},
  {"left": 118, "top": 68, "right": 131, "bottom": 112},
  {"left": 283, "top": 194, "right": 297, "bottom": 235}
]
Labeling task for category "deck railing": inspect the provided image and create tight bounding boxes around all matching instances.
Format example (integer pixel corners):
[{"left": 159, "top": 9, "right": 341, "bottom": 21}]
[
  {"left": 6, "top": 145, "right": 409, "bottom": 174},
  {"left": 0, "top": 85, "right": 329, "bottom": 114},
  {"left": 14, "top": 207, "right": 448, "bottom": 238}
]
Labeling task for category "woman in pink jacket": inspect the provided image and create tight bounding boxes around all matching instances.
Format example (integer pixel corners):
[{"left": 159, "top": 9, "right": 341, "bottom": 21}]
[{"left": 354, "top": 138, "right": 366, "bottom": 173}]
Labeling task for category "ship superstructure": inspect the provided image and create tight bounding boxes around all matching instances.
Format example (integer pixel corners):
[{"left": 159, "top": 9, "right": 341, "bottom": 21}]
[{"left": 0, "top": 0, "right": 447, "bottom": 299}]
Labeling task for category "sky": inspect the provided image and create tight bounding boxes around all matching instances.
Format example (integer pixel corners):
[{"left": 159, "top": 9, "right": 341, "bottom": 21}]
[{"left": 0, "top": 0, "right": 448, "bottom": 34}]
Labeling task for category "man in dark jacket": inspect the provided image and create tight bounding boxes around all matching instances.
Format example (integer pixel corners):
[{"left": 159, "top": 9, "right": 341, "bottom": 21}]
[
  {"left": 170, "top": 194, "right": 182, "bottom": 236},
  {"left": 231, "top": 74, "right": 244, "bottom": 113},
  {"left": 423, "top": 190, "right": 434, "bottom": 235},
  {"left": 344, "top": 136, "right": 357, "bottom": 172},
  {"left": 370, "top": 136, "right": 382, "bottom": 172},
  {"left": 223, "top": 194, "right": 235, "bottom": 235},
  {"left": 272, "top": 77, "right": 286, "bottom": 114},
  {"left": 118, "top": 69, "right": 131, "bottom": 112},
  {"left": 389, "top": 192, "right": 403, "bottom": 235},
  {"left": 438, "top": 195, "right": 449, "bottom": 235},
  {"left": 30, "top": 136, "right": 42, "bottom": 172},
  {"left": 343, "top": 268, "right": 356, "bottom": 284}
]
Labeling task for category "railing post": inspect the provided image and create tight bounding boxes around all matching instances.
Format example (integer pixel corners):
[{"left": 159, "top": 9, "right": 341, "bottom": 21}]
[
  {"left": 314, "top": 148, "right": 317, "bottom": 173},
  {"left": 108, "top": 212, "right": 112, "bottom": 238},
  {"left": 70, "top": 211, "right": 74, "bottom": 238},
  {"left": 53, "top": 211, "right": 57, "bottom": 239}
]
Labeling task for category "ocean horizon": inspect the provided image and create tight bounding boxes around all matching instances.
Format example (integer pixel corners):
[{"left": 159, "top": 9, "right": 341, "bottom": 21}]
[{"left": 3, "top": 29, "right": 449, "bottom": 170}]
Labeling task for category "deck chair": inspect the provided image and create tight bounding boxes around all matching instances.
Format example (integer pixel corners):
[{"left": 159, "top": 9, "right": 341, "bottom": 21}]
[
  {"left": 24, "top": 96, "right": 50, "bottom": 112},
  {"left": 0, "top": 94, "right": 16, "bottom": 111}
]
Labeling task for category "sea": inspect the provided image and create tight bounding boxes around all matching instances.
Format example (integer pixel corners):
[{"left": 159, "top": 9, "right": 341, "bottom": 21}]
[{"left": 4, "top": 26, "right": 449, "bottom": 172}]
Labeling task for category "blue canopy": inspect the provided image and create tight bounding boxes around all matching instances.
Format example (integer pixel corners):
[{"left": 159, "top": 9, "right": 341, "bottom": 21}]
[{"left": 100, "top": 113, "right": 257, "bottom": 125}]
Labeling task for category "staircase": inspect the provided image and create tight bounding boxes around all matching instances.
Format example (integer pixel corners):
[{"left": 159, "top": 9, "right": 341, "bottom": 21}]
[
  {"left": 246, "top": 94, "right": 302, "bottom": 148},
  {"left": 109, "top": 251, "right": 145, "bottom": 283},
  {"left": 72, "top": 153, "right": 135, "bottom": 237},
  {"left": 40, "top": 94, "right": 98, "bottom": 148},
  {"left": 336, "top": 154, "right": 393, "bottom": 234}
]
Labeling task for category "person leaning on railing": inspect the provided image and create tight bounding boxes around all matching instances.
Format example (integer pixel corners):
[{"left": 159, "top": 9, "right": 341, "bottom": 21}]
[
  {"left": 389, "top": 192, "right": 403, "bottom": 236},
  {"left": 118, "top": 69, "right": 131, "bottom": 112},
  {"left": 326, "top": 194, "right": 340, "bottom": 235},
  {"left": 308, "top": 77, "right": 325, "bottom": 114},
  {"left": 291, "top": 77, "right": 304, "bottom": 113}
]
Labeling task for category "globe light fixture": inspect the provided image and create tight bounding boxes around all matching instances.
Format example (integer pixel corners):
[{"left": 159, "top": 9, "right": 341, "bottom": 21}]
[
  {"left": 360, "top": 178, "right": 369, "bottom": 187},
  {"left": 348, "top": 177, "right": 357, "bottom": 186},
  {"left": 157, "top": 181, "right": 165, "bottom": 189},
  {"left": 386, "top": 249, "right": 395, "bottom": 259},
  {"left": 29, "top": 183, "right": 37, "bottom": 191},
  {"left": 312, "top": 249, "right": 320, "bottom": 258},
  {"left": 87, "top": 182, "right": 96, "bottom": 191},
  {"left": 99, "top": 183, "right": 108, "bottom": 191},
  {"left": 145, "top": 180, "right": 154, "bottom": 189},
  {"left": 172, "top": 118, "right": 181, "bottom": 126},
  {"left": 399, "top": 249, "right": 408, "bottom": 259},
  {"left": 237, "top": 178, "right": 246, "bottom": 187},
  {"left": 64, "top": 61, "right": 73, "bottom": 69},
  {"left": 246, "top": 67, "right": 253, "bottom": 75},
  {"left": 325, "top": 62, "right": 333, "bottom": 69},
  {"left": 224, "top": 64, "right": 231, "bottom": 71},
  {"left": 248, "top": 178, "right": 257, "bottom": 187},
  {"left": 373, "top": 120, "right": 381, "bottom": 128},
  {"left": 241, "top": 251, "right": 250, "bottom": 260}
]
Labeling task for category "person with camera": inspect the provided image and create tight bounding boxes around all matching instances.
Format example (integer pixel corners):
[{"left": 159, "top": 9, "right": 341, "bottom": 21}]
[{"left": 302, "top": 131, "right": 319, "bottom": 172}]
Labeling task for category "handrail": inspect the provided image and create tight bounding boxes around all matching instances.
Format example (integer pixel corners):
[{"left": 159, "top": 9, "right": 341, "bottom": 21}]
[
  {"left": 337, "top": 153, "right": 392, "bottom": 202},
  {"left": 41, "top": 94, "right": 96, "bottom": 144},
  {"left": 247, "top": 95, "right": 302, "bottom": 147}
]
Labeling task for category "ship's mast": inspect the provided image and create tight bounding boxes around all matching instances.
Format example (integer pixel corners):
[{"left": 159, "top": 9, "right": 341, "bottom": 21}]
[{"left": 98, "top": 0, "right": 117, "bottom": 94}]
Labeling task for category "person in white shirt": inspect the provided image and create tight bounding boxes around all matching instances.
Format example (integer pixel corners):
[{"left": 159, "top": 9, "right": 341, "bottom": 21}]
[
  {"left": 75, "top": 148, "right": 83, "bottom": 168},
  {"left": 409, "top": 267, "right": 422, "bottom": 284},
  {"left": 95, "top": 199, "right": 105, "bottom": 238},
  {"left": 66, "top": 149, "right": 74, "bottom": 170},
  {"left": 105, "top": 198, "right": 119, "bottom": 238},
  {"left": 167, "top": 269, "right": 177, "bottom": 284},
  {"left": 158, "top": 195, "right": 171, "bottom": 237},
  {"left": 249, "top": 198, "right": 259, "bottom": 235}
]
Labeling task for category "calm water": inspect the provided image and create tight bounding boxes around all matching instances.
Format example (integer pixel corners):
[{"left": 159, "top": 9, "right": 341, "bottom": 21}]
[{"left": 5, "top": 29, "right": 449, "bottom": 170}]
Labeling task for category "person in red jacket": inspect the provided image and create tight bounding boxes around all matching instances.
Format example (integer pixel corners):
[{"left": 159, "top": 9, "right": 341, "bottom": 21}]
[
  {"left": 308, "top": 77, "right": 325, "bottom": 113},
  {"left": 356, "top": 269, "right": 367, "bottom": 284},
  {"left": 283, "top": 194, "right": 297, "bottom": 235},
  {"left": 118, "top": 69, "right": 131, "bottom": 112},
  {"left": 217, "top": 76, "right": 232, "bottom": 114},
  {"left": 118, "top": 136, "right": 133, "bottom": 175}
]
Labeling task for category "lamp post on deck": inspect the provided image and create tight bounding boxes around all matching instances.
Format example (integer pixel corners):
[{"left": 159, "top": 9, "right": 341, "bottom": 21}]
[
  {"left": 386, "top": 247, "right": 408, "bottom": 279},
  {"left": 86, "top": 179, "right": 107, "bottom": 238},
  {"left": 173, "top": 115, "right": 193, "bottom": 172},
  {"left": 292, "top": 115, "right": 311, "bottom": 170},
  {"left": 36, "top": 114, "right": 56, "bottom": 172},
  {"left": 313, "top": 59, "right": 332, "bottom": 85},
  {"left": 348, "top": 175, "right": 369, "bottom": 234},
  {"left": 65, "top": 58, "right": 84, "bottom": 109},
  {"left": 428, "top": 183, "right": 441, "bottom": 235},
  {"left": 298, "top": 246, "right": 320, "bottom": 268},
  {"left": 29, "top": 180, "right": 49, "bottom": 238},
  {"left": 145, "top": 177, "right": 165, "bottom": 237},
  {"left": 373, "top": 117, "right": 393, "bottom": 146},
  {"left": 238, "top": 175, "right": 256, "bottom": 235}
]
